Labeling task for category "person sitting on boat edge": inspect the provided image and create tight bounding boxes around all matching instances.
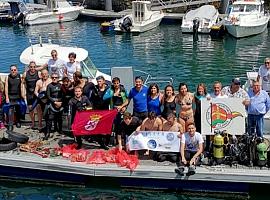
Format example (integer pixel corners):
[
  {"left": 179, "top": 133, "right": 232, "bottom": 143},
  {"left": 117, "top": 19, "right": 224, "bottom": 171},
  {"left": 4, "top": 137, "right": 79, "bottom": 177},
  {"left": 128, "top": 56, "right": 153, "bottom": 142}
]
[
  {"left": 176, "top": 122, "right": 204, "bottom": 176},
  {"left": 247, "top": 80, "right": 270, "bottom": 137},
  {"left": 118, "top": 76, "right": 148, "bottom": 122},
  {"left": 4, "top": 65, "right": 26, "bottom": 131},
  {"left": 33, "top": 69, "right": 52, "bottom": 131},
  {"left": 37, "top": 49, "right": 66, "bottom": 80},
  {"left": 257, "top": 57, "right": 270, "bottom": 93},
  {"left": 22, "top": 61, "right": 41, "bottom": 129},
  {"left": 103, "top": 77, "right": 129, "bottom": 145},
  {"left": 154, "top": 113, "right": 183, "bottom": 163},
  {"left": 44, "top": 73, "right": 63, "bottom": 140},
  {"left": 147, "top": 83, "right": 163, "bottom": 117},
  {"left": 117, "top": 111, "right": 141, "bottom": 151},
  {"left": 69, "top": 86, "right": 92, "bottom": 149}
]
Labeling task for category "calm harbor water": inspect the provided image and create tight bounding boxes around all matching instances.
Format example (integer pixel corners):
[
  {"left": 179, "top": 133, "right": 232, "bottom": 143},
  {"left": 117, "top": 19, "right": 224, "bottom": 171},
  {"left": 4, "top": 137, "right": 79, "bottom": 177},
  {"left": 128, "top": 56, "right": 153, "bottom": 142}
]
[
  {"left": 0, "top": 19, "right": 269, "bottom": 198},
  {"left": 0, "top": 19, "right": 269, "bottom": 91}
]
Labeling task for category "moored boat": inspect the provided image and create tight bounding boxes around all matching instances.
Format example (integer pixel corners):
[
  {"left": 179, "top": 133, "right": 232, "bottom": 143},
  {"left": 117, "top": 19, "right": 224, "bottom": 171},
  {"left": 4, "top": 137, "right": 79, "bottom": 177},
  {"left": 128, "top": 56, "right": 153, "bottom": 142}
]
[
  {"left": 19, "top": 38, "right": 111, "bottom": 83},
  {"left": 23, "top": 0, "right": 84, "bottom": 25},
  {"left": 181, "top": 5, "right": 219, "bottom": 34},
  {"left": 224, "top": 0, "right": 269, "bottom": 38},
  {"left": 113, "top": 1, "right": 164, "bottom": 33}
]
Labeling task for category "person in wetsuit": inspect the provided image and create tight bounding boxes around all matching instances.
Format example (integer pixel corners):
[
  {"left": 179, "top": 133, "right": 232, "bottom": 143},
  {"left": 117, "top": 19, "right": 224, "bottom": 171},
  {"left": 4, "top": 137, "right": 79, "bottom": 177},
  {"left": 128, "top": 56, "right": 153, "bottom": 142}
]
[
  {"left": 44, "top": 73, "right": 63, "bottom": 140},
  {"left": 61, "top": 77, "right": 74, "bottom": 113},
  {"left": 69, "top": 86, "right": 92, "bottom": 149},
  {"left": 4, "top": 65, "right": 25, "bottom": 130},
  {"left": 22, "top": 61, "right": 41, "bottom": 129},
  {"left": 90, "top": 75, "right": 110, "bottom": 149}
]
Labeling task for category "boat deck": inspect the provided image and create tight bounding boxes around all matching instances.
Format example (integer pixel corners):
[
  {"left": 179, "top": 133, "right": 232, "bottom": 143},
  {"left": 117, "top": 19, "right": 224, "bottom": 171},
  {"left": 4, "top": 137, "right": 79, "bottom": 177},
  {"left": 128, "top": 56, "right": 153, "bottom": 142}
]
[{"left": 0, "top": 125, "right": 270, "bottom": 193}]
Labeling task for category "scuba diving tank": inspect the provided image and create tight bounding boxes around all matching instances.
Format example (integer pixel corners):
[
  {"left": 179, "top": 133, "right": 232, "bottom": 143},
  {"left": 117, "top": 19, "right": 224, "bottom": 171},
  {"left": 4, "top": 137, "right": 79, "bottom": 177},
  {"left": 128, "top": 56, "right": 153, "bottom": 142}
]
[
  {"left": 256, "top": 138, "right": 267, "bottom": 167},
  {"left": 213, "top": 132, "right": 224, "bottom": 164}
]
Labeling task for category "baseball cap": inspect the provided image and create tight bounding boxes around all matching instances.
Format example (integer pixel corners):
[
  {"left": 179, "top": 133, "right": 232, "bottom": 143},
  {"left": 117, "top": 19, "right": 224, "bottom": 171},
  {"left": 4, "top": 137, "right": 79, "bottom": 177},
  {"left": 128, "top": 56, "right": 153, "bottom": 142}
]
[{"left": 232, "top": 78, "right": 241, "bottom": 85}]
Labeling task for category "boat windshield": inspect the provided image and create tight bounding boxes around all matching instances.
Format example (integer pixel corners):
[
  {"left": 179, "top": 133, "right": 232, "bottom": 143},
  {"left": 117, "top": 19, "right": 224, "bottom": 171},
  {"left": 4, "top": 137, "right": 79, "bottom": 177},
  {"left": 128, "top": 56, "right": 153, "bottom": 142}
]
[
  {"left": 232, "top": 4, "right": 259, "bottom": 13},
  {"left": 81, "top": 57, "right": 97, "bottom": 79},
  {"left": 232, "top": 5, "right": 245, "bottom": 12}
]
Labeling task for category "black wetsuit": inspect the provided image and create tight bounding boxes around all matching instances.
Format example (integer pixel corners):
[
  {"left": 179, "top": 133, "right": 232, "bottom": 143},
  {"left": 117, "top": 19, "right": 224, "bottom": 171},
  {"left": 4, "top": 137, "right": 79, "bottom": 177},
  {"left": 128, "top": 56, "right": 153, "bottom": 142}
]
[
  {"left": 161, "top": 97, "right": 176, "bottom": 119},
  {"left": 25, "top": 70, "right": 39, "bottom": 106},
  {"left": 69, "top": 95, "right": 91, "bottom": 148},
  {"left": 45, "top": 82, "right": 63, "bottom": 137},
  {"left": 119, "top": 116, "right": 141, "bottom": 143},
  {"left": 91, "top": 85, "right": 110, "bottom": 110},
  {"left": 7, "top": 74, "right": 22, "bottom": 126},
  {"left": 61, "top": 85, "right": 74, "bottom": 113}
]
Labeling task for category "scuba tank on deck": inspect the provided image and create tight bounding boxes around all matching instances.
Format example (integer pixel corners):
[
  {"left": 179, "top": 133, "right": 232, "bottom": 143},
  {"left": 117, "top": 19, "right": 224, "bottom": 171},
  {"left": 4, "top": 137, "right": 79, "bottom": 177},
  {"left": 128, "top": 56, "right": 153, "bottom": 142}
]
[
  {"left": 213, "top": 130, "right": 224, "bottom": 164},
  {"left": 256, "top": 137, "right": 268, "bottom": 167}
]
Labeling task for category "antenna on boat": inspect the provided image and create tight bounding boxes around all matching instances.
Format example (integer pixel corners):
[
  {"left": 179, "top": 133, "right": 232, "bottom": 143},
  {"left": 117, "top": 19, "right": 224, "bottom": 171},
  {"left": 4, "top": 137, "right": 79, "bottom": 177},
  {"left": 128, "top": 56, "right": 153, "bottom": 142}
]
[
  {"left": 29, "top": 38, "right": 34, "bottom": 55},
  {"left": 39, "top": 35, "right": 43, "bottom": 47}
]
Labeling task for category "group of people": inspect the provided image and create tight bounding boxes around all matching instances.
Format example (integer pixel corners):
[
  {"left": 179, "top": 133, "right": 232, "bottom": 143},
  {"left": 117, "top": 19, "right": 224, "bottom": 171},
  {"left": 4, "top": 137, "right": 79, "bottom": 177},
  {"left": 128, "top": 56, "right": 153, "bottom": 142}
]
[{"left": 1, "top": 50, "right": 270, "bottom": 171}]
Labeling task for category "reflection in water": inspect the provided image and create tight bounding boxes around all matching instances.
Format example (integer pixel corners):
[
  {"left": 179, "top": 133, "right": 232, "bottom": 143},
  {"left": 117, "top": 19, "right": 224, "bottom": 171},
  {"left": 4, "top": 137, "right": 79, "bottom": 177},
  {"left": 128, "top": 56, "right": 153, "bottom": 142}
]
[{"left": 0, "top": 20, "right": 269, "bottom": 91}]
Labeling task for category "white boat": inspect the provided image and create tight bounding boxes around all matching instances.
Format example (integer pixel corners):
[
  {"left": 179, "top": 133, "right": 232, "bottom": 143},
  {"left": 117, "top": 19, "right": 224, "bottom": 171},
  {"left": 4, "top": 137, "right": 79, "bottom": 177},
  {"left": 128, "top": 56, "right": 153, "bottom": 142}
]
[
  {"left": 181, "top": 5, "right": 219, "bottom": 34},
  {"left": 23, "top": 0, "right": 83, "bottom": 25},
  {"left": 113, "top": 1, "right": 164, "bottom": 33},
  {"left": 224, "top": 0, "right": 269, "bottom": 38},
  {"left": 18, "top": 39, "right": 111, "bottom": 84}
]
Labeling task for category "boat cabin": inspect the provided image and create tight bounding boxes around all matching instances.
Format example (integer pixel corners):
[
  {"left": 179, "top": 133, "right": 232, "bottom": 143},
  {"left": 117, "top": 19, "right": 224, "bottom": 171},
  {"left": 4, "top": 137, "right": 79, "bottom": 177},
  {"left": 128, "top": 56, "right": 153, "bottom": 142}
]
[
  {"left": 229, "top": 0, "right": 264, "bottom": 14},
  {"left": 47, "top": 0, "right": 73, "bottom": 11},
  {"left": 132, "top": 1, "right": 152, "bottom": 23}
]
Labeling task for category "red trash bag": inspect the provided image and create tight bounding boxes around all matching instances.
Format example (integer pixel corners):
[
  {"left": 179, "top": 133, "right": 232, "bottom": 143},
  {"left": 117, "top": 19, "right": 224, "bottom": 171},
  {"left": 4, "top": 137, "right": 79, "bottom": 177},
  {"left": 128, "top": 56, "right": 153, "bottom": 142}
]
[
  {"left": 61, "top": 144, "right": 77, "bottom": 158},
  {"left": 87, "top": 150, "right": 106, "bottom": 164},
  {"left": 70, "top": 149, "right": 89, "bottom": 162},
  {"left": 126, "top": 155, "right": 139, "bottom": 171},
  {"left": 115, "top": 150, "right": 130, "bottom": 167},
  {"left": 103, "top": 148, "right": 119, "bottom": 163}
]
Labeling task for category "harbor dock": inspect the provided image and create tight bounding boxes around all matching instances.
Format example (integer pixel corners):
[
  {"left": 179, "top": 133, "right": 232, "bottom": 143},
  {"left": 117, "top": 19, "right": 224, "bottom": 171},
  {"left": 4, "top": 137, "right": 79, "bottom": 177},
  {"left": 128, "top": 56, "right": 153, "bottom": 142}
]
[{"left": 0, "top": 126, "right": 270, "bottom": 194}]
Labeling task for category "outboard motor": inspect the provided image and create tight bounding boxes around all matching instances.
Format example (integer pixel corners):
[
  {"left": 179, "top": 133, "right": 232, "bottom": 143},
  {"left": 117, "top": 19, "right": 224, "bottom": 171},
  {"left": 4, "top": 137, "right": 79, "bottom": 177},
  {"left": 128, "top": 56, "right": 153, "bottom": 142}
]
[
  {"left": 9, "top": 2, "right": 24, "bottom": 23},
  {"left": 120, "top": 16, "right": 132, "bottom": 32},
  {"left": 193, "top": 18, "right": 200, "bottom": 35}
]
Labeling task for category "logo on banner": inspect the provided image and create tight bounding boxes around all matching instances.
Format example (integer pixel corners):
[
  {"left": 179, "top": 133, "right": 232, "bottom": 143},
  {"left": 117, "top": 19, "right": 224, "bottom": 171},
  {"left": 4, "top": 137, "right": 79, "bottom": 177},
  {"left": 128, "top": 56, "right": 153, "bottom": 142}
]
[
  {"left": 85, "top": 114, "right": 102, "bottom": 131},
  {"left": 206, "top": 103, "right": 243, "bottom": 129}
]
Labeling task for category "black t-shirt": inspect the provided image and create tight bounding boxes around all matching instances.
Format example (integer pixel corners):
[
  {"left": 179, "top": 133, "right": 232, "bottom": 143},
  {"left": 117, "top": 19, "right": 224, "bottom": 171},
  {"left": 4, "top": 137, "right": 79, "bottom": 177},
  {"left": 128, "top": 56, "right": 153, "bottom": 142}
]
[{"left": 119, "top": 116, "right": 141, "bottom": 137}]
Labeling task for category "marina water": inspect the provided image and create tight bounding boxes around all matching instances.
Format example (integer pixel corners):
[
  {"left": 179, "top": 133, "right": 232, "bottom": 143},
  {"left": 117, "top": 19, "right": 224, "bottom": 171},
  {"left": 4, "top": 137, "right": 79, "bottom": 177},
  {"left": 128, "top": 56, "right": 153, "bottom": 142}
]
[{"left": 0, "top": 19, "right": 269, "bottom": 199}]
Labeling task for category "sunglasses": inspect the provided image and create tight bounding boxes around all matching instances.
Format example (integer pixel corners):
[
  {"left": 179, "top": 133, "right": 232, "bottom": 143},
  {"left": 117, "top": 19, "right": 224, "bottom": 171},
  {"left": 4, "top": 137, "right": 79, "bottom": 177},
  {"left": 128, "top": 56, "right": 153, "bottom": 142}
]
[
  {"left": 52, "top": 77, "right": 59, "bottom": 79},
  {"left": 51, "top": 54, "right": 57, "bottom": 57},
  {"left": 11, "top": 69, "right": 17, "bottom": 71},
  {"left": 265, "top": 62, "right": 270, "bottom": 64}
]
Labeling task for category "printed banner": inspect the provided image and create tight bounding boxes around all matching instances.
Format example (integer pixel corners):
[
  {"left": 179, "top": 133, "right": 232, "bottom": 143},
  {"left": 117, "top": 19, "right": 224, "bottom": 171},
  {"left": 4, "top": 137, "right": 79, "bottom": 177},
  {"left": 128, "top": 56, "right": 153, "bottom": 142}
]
[
  {"left": 71, "top": 109, "right": 118, "bottom": 136},
  {"left": 127, "top": 131, "right": 180, "bottom": 152},
  {"left": 201, "top": 98, "right": 246, "bottom": 135}
]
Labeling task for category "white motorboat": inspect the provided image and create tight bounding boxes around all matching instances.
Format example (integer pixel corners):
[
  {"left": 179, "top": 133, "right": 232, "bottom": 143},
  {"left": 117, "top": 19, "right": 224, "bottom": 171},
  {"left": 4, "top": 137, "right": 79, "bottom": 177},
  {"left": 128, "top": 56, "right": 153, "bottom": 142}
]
[
  {"left": 113, "top": 1, "right": 164, "bottom": 33},
  {"left": 23, "top": 0, "right": 83, "bottom": 25},
  {"left": 224, "top": 0, "right": 269, "bottom": 38},
  {"left": 181, "top": 5, "right": 219, "bottom": 34},
  {"left": 18, "top": 39, "right": 111, "bottom": 84}
]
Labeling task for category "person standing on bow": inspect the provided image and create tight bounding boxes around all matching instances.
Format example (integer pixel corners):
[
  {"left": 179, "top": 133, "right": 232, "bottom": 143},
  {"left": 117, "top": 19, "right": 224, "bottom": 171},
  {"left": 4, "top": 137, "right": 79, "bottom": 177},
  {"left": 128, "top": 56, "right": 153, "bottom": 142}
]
[
  {"left": 37, "top": 50, "right": 66, "bottom": 80},
  {"left": 4, "top": 65, "right": 25, "bottom": 131},
  {"left": 22, "top": 61, "right": 41, "bottom": 129},
  {"left": 64, "top": 52, "right": 81, "bottom": 82},
  {"left": 247, "top": 80, "right": 270, "bottom": 137}
]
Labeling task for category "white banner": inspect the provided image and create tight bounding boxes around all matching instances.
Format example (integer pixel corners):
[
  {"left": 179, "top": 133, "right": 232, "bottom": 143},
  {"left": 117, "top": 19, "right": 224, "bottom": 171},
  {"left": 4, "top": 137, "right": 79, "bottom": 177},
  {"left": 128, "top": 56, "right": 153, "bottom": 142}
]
[
  {"left": 127, "top": 131, "right": 180, "bottom": 152},
  {"left": 201, "top": 98, "right": 246, "bottom": 135}
]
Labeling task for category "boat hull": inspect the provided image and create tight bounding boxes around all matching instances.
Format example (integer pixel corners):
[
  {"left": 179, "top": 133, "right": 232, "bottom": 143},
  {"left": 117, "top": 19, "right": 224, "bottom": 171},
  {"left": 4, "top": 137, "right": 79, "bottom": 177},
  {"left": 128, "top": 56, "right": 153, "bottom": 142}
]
[
  {"left": 114, "top": 13, "right": 164, "bottom": 33},
  {"left": 225, "top": 18, "right": 269, "bottom": 38},
  {"left": 24, "top": 7, "right": 83, "bottom": 25}
]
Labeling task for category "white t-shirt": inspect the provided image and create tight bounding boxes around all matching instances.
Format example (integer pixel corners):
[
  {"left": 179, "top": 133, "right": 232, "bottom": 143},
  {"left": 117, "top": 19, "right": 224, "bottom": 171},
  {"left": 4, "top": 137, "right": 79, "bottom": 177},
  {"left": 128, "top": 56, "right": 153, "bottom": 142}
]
[
  {"left": 208, "top": 93, "right": 228, "bottom": 98},
  {"left": 47, "top": 58, "right": 66, "bottom": 79},
  {"left": 258, "top": 65, "right": 270, "bottom": 91},
  {"left": 181, "top": 132, "right": 204, "bottom": 152},
  {"left": 65, "top": 61, "right": 81, "bottom": 80}
]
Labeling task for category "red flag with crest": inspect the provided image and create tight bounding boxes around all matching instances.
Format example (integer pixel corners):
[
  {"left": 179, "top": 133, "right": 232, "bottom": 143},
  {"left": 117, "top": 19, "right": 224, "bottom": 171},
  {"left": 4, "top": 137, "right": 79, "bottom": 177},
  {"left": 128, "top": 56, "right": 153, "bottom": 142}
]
[{"left": 71, "top": 109, "right": 117, "bottom": 136}]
